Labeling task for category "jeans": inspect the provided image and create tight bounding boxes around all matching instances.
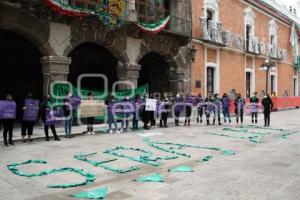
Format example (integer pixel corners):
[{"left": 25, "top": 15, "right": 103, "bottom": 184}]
[
  {"left": 108, "top": 112, "right": 117, "bottom": 131},
  {"left": 65, "top": 117, "right": 73, "bottom": 135},
  {"left": 122, "top": 113, "right": 130, "bottom": 130},
  {"left": 223, "top": 107, "right": 231, "bottom": 123},
  {"left": 132, "top": 112, "right": 139, "bottom": 129},
  {"left": 175, "top": 111, "right": 181, "bottom": 125}
]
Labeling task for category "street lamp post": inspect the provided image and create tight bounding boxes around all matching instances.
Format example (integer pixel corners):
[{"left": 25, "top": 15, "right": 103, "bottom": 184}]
[{"left": 260, "top": 59, "right": 276, "bottom": 95}]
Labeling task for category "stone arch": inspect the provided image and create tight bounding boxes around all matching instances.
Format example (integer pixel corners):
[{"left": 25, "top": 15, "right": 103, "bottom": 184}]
[
  {"left": 0, "top": 4, "right": 54, "bottom": 56},
  {"left": 63, "top": 20, "right": 129, "bottom": 64},
  {"left": 137, "top": 35, "right": 189, "bottom": 93}
]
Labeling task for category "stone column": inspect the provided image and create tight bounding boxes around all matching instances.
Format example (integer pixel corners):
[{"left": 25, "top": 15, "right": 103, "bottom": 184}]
[
  {"left": 41, "top": 56, "right": 71, "bottom": 95},
  {"left": 116, "top": 62, "right": 141, "bottom": 90},
  {"left": 168, "top": 68, "right": 185, "bottom": 94}
]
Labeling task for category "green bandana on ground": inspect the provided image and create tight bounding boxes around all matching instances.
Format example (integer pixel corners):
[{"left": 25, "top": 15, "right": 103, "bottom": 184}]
[
  {"left": 71, "top": 187, "right": 108, "bottom": 199},
  {"left": 134, "top": 173, "right": 164, "bottom": 182},
  {"left": 222, "top": 149, "right": 236, "bottom": 155},
  {"left": 206, "top": 131, "right": 262, "bottom": 143},
  {"left": 198, "top": 156, "right": 213, "bottom": 162},
  {"left": 143, "top": 138, "right": 233, "bottom": 157},
  {"left": 7, "top": 160, "right": 96, "bottom": 188},
  {"left": 223, "top": 127, "right": 271, "bottom": 135},
  {"left": 74, "top": 153, "right": 139, "bottom": 174},
  {"left": 168, "top": 165, "right": 194, "bottom": 172},
  {"left": 103, "top": 146, "right": 177, "bottom": 167},
  {"left": 237, "top": 125, "right": 298, "bottom": 140}
]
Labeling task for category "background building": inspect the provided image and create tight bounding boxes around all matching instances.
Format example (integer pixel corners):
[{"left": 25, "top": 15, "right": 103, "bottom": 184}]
[
  {"left": 191, "top": 0, "right": 300, "bottom": 97},
  {"left": 0, "top": 0, "right": 193, "bottom": 118}
]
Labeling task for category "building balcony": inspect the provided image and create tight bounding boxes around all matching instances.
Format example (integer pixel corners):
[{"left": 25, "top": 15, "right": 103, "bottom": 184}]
[
  {"left": 70, "top": 0, "right": 191, "bottom": 36},
  {"left": 199, "top": 17, "right": 226, "bottom": 46}
]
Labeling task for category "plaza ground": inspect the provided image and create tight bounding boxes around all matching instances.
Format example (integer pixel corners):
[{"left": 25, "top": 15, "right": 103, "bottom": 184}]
[{"left": 0, "top": 109, "right": 300, "bottom": 200}]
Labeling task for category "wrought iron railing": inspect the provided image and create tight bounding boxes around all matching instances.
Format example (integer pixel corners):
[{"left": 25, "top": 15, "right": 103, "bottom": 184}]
[{"left": 67, "top": 0, "right": 191, "bottom": 36}]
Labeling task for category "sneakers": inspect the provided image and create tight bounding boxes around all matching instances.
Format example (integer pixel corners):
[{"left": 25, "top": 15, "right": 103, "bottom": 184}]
[
  {"left": 87, "top": 132, "right": 91, "bottom": 135},
  {"left": 109, "top": 130, "right": 113, "bottom": 134},
  {"left": 120, "top": 128, "right": 124, "bottom": 133},
  {"left": 91, "top": 131, "right": 96, "bottom": 135},
  {"left": 116, "top": 130, "right": 121, "bottom": 134}
]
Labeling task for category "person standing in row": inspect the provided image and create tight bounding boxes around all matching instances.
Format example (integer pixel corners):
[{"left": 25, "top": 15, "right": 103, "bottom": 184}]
[
  {"left": 262, "top": 94, "right": 273, "bottom": 127},
  {"left": 40, "top": 95, "right": 60, "bottom": 141},
  {"left": 196, "top": 93, "right": 204, "bottom": 125},
  {"left": 121, "top": 96, "right": 131, "bottom": 132},
  {"left": 222, "top": 93, "right": 232, "bottom": 125},
  {"left": 21, "top": 93, "right": 35, "bottom": 143},
  {"left": 205, "top": 95, "right": 215, "bottom": 125},
  {"left": 132, "top": 95, "right": 141, "bottom": 130},
  {"left": 184, "top": 94, "right": 193, "bottom": 126},
  {"left": 107, "top": 95, "right": 119, "bottom": 134},
  {"left": 174, "top": 93, "right": 184, "bottom": 126},
  {"left": 250, "top": 92, "right": 259, "bottom": 124},
  {"left": 63, "top": 92, "right": 74, "bottom": 138},
  {"left": 235, "top": 93, "right": 245, "bottom": 125},
  {"left": 159, "top": 96, "right": 170, "bottom": 128},
  {"left": 86, "top": 92, "right": 95, "bottom": 135},
  {"left": 2, "top": 94, "right": 15, "bottom": 146},
  {"left": 213, "top": 93, "right": 222, "bottom": 126}
]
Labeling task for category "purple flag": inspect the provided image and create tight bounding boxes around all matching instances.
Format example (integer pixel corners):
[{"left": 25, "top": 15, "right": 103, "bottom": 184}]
[
  {"left": 0, "top": 100, "right": 16, "bottom": 119},
  {"left": 23, "top": 98, "right": 40, "bottom": 122},
  {"left": 45, "top": 109, "right": 63, "bottom": 125}
]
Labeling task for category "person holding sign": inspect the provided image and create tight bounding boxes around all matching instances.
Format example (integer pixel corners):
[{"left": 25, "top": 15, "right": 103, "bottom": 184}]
[
  {"left": 63, "top": 92, "right": 74, "bottom": 138},
  {"left": 250, "top": 92, "right": 259, "bottom": 124},
  {"left": 1, "top": 94, "right": 16, "bottom": 146},
  {"left": 106, "top": 95, "right": 120, "bottom": 134},
  {"left": 21, "top": 93, "right": 39, "bottom": 143},
  {"left": 86, "top": 92, "right": 96, "bottom": 135},
  {"left": 40, "top": 95, "right": 60, "bottom": 141}
]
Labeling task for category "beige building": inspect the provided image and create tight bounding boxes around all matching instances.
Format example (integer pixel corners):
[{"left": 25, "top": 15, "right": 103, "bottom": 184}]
[{"left": 191, "top": 0, "right": 300, "bottom": 98}]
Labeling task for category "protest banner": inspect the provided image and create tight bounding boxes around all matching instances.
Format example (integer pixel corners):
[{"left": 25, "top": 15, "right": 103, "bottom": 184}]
[
  {"left": 45, "top": 109, "right": 63, "bottom": 125},
  {"left": 79, "top": 100, "right": 105, "bottom": 118},
  {"left": 145, "top": 99, "right": 157, "bottom": 111},
  {"left": 23, "top": 98, "right": 40, "bottom": 121},
  {"left": 0, "top": 100, "right": 16, "bottom": 119}
]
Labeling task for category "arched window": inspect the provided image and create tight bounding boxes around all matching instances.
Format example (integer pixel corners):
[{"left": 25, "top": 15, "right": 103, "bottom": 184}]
[
  {"left": 204, "top": 0, "right": 219, "bottom": 22},
  {"left": 244, "top": 7, "right": 255, "bottom": 51}
]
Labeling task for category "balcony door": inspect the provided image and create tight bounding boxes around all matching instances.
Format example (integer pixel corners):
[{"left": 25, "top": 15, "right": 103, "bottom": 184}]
[
  {"left": 246, "top": 72, "right": 252, "bottom": 98},
  {"left": 206, "top": 67, "right": 215, "bottom": 96}
]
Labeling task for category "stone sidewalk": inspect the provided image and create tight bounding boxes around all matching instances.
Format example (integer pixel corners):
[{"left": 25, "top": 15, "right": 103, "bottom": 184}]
[{"left": 0, "top": 109, "right": 299, "bottom": 200}]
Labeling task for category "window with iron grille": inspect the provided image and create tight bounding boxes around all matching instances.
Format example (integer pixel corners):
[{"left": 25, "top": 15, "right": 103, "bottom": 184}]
[{"left": 136, "top": 0, "right": 170, "bottom": 23}]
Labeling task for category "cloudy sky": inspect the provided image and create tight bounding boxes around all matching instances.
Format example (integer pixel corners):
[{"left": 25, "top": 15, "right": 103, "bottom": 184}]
[{"left": 276, "top": 0, "right": 300, "bottom": 15}]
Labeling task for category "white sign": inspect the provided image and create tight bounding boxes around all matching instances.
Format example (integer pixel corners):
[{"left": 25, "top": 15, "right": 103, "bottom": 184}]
[{"left": 145, "top": 98, "right": 157, "bottom": 111}]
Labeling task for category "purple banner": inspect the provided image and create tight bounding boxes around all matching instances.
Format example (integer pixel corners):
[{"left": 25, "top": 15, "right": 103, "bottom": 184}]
[
  {"left": 0, "top": 100, "right": 16, "bottom": 119},
  {"left": 45, "top": 109, "right": 63, "bottom": 126},
  {"left": 23, "top": 98, "right": 40, "bottom": 122},
  {"left": 69, "top": 96, "right": 81, "bottom": 108}
]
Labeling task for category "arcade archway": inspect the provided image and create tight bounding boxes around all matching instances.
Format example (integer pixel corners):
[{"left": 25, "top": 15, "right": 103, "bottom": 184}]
[
  {"left": 138, "top": 52, "right": 170, "bottom": 94},
  {"left": 0, "top": 30, "right": 43, "bottom": 119},
  {"left": 68, "top": 43, "right": 118, "bottom": 91}
]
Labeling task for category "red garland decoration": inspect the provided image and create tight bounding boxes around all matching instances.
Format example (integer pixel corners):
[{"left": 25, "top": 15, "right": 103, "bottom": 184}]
[{"left": 43, "top": 0, "right": 90, "bottom": 17}]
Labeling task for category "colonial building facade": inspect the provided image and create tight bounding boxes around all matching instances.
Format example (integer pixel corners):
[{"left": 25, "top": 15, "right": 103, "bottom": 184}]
[
  {"left": 0, "top": 0, "right": 192, "bottom": 109},
  {"left": 191, "top": 0, "right": 300, "bottom": 98}
]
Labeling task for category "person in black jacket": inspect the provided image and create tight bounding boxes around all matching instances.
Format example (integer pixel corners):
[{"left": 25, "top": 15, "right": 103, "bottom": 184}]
[
  {"left": 63, "top": 92, "right": 74, "bottom": 138},
  {"left": 2, "top": 94, "right": 15, "bottom": 146},
  {"left": 40, "top": 95, "right": 60, "bottom": 141},
  {"left": 21, "top": 93, "right": 35, "bottom": 143},
  {"left": 262, "top": 94, "right": 273, "bottom": 127},
  {"left": 234, "top": 93, "right": 245, "bottom": 124}
]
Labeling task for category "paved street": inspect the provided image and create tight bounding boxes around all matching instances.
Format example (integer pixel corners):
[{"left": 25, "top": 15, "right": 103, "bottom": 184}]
[{"left": 0, "top": 109, "right": 300, "bottom": 200}]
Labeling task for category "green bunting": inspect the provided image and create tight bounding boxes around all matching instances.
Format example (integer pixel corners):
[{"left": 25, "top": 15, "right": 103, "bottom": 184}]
[
  {"left": 7, "top": 160, "right": 96, "bottom": 188},
  {"left": 71, "top": 187, "right": 108, "bottom": 199},
  {"left": 168, "top": 165, "right": 194, "bottom": 172},
  {"left": 134, "top": 173, "right": 164, "bottom": 182}
]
